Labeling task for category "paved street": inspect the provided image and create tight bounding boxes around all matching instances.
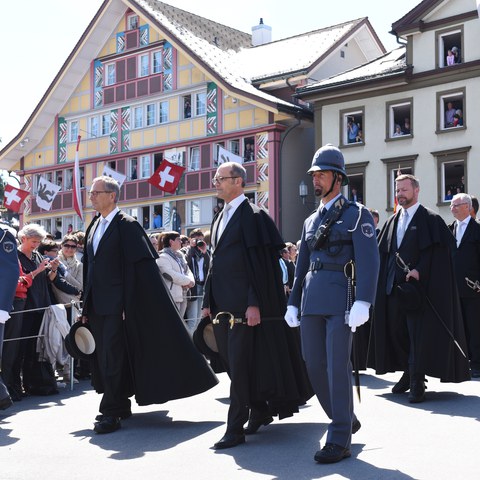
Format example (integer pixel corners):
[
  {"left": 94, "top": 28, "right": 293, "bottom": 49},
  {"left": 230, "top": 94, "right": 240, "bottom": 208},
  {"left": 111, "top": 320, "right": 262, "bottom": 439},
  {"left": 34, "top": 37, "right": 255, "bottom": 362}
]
[{"left": 1, "top": 370, "right": 479, "bottom": 480}]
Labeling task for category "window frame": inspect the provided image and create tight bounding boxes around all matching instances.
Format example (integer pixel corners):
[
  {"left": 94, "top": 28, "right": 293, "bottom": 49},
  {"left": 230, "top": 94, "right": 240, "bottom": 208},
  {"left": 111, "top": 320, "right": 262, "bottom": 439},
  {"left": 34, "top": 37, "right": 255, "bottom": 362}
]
[
  {"left": 432, "top": 146, "right": 470, "bottom": 206},
  {"left": 69, "top": 121, "right": 79, "bottom": 143},
  {"left": 127, "top": 14, "right": 139, "bottom": 31},
  {"left": 146, "top": 103, "right": 156, "bottom": 127},
  {"left": 101, "top": 113, "right": 111, "bottom": 136},
  {"left": 339, "top": 107, "right": 365, "bottom": 147},
  {"left": 385, "top": 98, "right": 413, "bottom": 141},
  {"left": 435, "top": 25, "right": 463, "bottom": 69},
  {"left": 152, "top": 50, "right": 162, "bottom": 74},
  {"left": 89, "top": 116, "right": 99, "bottom": 139},
  {"left": 188, "top": 146, "right": 200, "bottom": 172},
  {"left": 195, "top": 91, "right": 207, "bottom": 116},
  {"left": 139, "top": 155, "right": 151, "bottom": 179},
  {"left": 105, "top": 63, "right": 116, "bottom": 86},
  {"left": 133, "top": 106, "right": 144, "bottom": 129},
  {"left": 343, "top": 161, "right": 369, "bottom": 205},
  {"left": 159, "top": 100, "right": 169, "bottom": 124},
  {"left": 381, "top": 155, "right": 418, "bottom": 211},
  {"left": 139, "top": 54, "right": 150, "bottom": 78},
  {"left": 436, "top": 87, "right": 466, "bottom": 133}
]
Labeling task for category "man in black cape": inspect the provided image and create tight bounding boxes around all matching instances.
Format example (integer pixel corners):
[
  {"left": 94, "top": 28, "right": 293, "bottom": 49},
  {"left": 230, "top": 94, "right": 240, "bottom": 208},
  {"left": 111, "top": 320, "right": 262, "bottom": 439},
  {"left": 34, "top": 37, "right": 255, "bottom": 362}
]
[
  {"left": 368, "top": 174, "right": 470, "bottom": 403},
  {"left": 202, "top": 162, "right": 312, "bottom": 450},
  {"left": 82, "top": 176, "right": 217, "bottom": 434}
]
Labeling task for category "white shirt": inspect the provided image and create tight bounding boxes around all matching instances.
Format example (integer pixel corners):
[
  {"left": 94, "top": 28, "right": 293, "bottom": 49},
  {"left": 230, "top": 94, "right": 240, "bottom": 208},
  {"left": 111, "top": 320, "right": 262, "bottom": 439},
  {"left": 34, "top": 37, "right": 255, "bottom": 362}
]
[
  {"left": 222, "top": 194, "right": 247, "bottom": 230},
  {"left": 93, "top": 207, "right": 119, "bottom": 253},
  {"left": 456, "top": 216, "right": 471, "bottom": 246}
]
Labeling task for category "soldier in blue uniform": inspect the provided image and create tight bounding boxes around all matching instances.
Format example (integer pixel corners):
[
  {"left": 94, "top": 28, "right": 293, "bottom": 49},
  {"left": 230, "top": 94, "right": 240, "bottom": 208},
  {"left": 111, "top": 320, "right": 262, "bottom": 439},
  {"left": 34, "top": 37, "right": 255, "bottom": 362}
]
[
  {"left": 0, "top": 221, "right": 20, "bottom": 410},
  {"left": 285, "top": 144, "right": 379, "bottom": 464}
]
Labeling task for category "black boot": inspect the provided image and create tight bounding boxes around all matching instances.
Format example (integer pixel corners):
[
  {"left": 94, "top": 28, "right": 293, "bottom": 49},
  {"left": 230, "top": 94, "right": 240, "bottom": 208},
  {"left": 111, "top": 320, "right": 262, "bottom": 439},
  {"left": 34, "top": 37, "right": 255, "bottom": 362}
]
[
  {"left": 392, "top": 371, "right": 410, "bottom": 394},
  {"left": 408, "top": 373, "right": 426, "bottom": 403}
]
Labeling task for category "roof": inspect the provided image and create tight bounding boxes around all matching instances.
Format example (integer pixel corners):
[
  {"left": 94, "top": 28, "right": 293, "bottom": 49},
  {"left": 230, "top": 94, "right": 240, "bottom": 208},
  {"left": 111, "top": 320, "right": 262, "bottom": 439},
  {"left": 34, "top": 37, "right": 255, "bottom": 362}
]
[
  {"left": 296, "top": 47, "right": 408, "bottom": 96},
  {"left": 391, "top": 0, "right": 445, "bottom": 36}
]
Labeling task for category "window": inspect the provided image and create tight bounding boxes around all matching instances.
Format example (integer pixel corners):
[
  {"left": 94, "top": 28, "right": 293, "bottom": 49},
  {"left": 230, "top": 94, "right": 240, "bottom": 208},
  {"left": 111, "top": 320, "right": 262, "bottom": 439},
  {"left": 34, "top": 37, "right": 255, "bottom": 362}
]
[
  {"left": 436, "top": 26, "right": 463, "bottom": 68},
  {"left": 101, "top": 113, "right": 111, "bottom": 136},
  {"left": 343, "top": 162, "right": 368, "bottom": 205},
  {"left": 340, "top": 108, "right": 364, "bottom": 146},
  {"left": 183, "top": 95, "right": 192, "bottom": 119},
  {"left": 105, "top": 63, "right": 116, "bottom": 86},
  {"left": 152, "top": 51, "right": 162, "bottom": 74},
  {"left": 195, "top": 92, "right": 206, "bottom": 116},
  {"left": 437, "top": 88, "right": 465, "bottom": 131},
  {"left": 89, "top": 116, "right": 99, "bottom": 139},
  {"left": 139, "top": 54, "right": 149, "bottom": 77},
  {"left": 189, "top": 147, "right": 200, "bottom": 171},
  {"left": 187, "top": 197, "right": 215, "bottom": 225},
  {"left": 146, "top": 103, "right": 156, "bottom": 126},
  {"left": 213, "top": 142, "right": 224, "bottom": 165},
  {"left": 386, "top": 99, "right": 412, "bottom": 139},
  {"left": 134, "top": 106, "right": 143, "bottom": 129},
  {"left": 159, "top": 101, "right": 169, "bottom": 123},
  {"left": 229, "top": 139, "right": 240, "bottom": 156},
  {"left": 64, "top": 169, "right": 73, "bottom": 191},
  {"left": 381, "top": 155, "right": 418, "bottom": 210},
  {"left": 243, "top": 137, "right": 255, "bottom": 162},
  {"left": 140, "top": 155, "right": 151, "bottom": 179},
  {"left": 432, "top": 146, "right": 470, "bottom": 205},
  {"left": 54, "top": 171, "right": 63, "bottom": 190},
  {"left": 164, "top": 148, "right": 185, "bottom": 167},
  {"left": 128, "top": 158, "right": 138, "bottom": 180},
  {"left": 127, "top": 14, "right": 139, "bottom": 31},
  {"left": 69, "top": 121, "right": 79, "bottom": 142}
]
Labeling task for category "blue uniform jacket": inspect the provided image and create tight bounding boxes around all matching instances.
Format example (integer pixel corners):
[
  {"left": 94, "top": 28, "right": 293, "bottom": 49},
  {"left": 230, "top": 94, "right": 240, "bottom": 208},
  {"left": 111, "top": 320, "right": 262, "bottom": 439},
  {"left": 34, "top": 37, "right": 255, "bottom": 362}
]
[
  {"left": 0, "top": 223, "right": 19, "bottom": 313},
  {"left": 289, "top": 197, "right": 379, "bottom": 316}
]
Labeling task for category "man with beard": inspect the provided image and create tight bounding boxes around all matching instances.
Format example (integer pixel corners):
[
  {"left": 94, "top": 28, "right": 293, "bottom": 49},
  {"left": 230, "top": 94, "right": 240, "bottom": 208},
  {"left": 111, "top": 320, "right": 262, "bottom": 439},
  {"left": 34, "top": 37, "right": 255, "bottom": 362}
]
[
  {"left": 369, "top": 174, "right": 470, "bottom": 403},
  {"left": 202, "top": 162, "right": 311, "bottom": 450},
  {"left": 82, "top": 176, "right": 217, "bottom": 434},
  {"left": 285, "top": 144, "right": 379, "bottom": 464}
]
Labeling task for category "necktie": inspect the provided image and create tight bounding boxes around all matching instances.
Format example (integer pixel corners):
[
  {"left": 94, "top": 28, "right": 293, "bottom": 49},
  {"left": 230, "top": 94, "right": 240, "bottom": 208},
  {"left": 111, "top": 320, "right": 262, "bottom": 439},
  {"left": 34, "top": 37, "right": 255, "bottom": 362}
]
[
  {"left": 93, "top": 218, "right": 108, "bottom": 254},
  {"left": 397, "top": 210, "right": 408, "bottom": 246},
  {"left": 456, "top": 221, "right": 465, "bottom": 247},
  {"left": 218, "top": 204, "right": 232, "bottom": 239}
]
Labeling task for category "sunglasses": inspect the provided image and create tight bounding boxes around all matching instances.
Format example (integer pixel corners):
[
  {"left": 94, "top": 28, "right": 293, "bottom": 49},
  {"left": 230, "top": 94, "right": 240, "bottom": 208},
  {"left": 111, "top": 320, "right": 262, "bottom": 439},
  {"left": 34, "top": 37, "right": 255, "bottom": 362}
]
[{"left": 62, "top": 244, "right": 77, "bottom": 249}]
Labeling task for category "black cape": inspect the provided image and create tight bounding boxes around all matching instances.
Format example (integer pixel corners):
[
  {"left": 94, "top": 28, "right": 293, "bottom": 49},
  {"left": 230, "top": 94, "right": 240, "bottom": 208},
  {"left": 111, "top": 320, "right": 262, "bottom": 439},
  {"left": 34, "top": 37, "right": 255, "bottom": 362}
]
[
  {"left": 236, "top": 201, "right": 313, "bottom": 418},
  {"left": 369, "top": 205, "right": 470, "bottom": 383},
  {"left": 84, "top": 212, "right": 218, "bottom": 405}
]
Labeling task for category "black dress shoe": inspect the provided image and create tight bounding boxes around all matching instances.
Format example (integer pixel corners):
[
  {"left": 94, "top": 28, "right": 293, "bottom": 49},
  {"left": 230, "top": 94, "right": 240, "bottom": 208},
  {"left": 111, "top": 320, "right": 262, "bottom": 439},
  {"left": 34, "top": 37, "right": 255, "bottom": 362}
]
[
  {"left": 93, "top": 416, "right": 121, "bottom": 434},
  {"left": 0, "top": 396, "right": 13, "bottom": 411},
  {"left": 392, "top": 371, "right": 410, "bottom": 394},
  {"left": 95, "top": 411, "right": 132, "bottom": 421},
  {"left": 213, "top": 433, "right": 245, "bottom": 450},
  {"left": 244, "top": 415, "right": 273, "bottom": 435},
  {"left": 408, "top": 375, "right": 426, "bottom": 403},
  {"left": 352, "top": 419, "right": 361, "bottom": 434},
  {"left": 314, "top": 443, "right": 351, "bottom": 463}
]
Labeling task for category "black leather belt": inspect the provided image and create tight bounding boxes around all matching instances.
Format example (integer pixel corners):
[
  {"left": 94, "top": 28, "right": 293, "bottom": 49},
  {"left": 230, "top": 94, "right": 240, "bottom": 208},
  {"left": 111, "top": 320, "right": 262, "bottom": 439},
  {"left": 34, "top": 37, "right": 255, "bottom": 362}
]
[{"left": 309, "top": 259, "right": 346, "bottom": 272}]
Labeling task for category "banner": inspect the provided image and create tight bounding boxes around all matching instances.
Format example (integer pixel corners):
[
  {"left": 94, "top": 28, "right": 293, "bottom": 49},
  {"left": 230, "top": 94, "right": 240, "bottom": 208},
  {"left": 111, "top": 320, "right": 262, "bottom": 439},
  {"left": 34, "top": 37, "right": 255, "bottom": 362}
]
[
  {"left": 218, "top": 145, "right": 243, "bottom": 165},
  {"left": 3, "top": 184, "right": 29, "bottom": 213},
  {"left": 102, "top": 165, "right": 126, "bottom": 187},
  {"left": 148, "top": 160, "right": 185, "bottom": 194},
  {"left": 73, "top": 135, "right": 83, "bottom": 220},
  {"left": 36, "top": 177, "right": 61, "bottom": 211}
]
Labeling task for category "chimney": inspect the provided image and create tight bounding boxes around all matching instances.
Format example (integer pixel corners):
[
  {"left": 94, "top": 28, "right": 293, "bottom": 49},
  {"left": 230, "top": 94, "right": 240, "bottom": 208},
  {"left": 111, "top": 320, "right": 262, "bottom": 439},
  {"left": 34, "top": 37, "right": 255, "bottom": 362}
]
[{"left": 252, "top": 18, "right": 272, "bottom": 46}]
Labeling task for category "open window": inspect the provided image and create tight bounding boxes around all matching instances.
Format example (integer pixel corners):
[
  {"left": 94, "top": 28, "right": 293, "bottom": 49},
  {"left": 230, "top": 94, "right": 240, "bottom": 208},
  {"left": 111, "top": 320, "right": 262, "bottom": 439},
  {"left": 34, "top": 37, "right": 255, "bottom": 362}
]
[
  {"left": 128, "top": 157, "right": 138, "bottom": 180},
  {"left": 183, "top": 95, "right": 192, "bottom": 119},
  {"left": 432, "top": 146, "right": 470, "bottom": 205},
  {"left": 386, "top": 99, "right": 412, "bottom": 140},
  {"left": 195, "top": 92, "right": 206, "bottom": 116},
  {"left": 188, "top": 146, "right": 200, "bottom": 171},
  {"left": 381, "top": 155, "right": 418, "bottom": 211},
  {"left": 437, "top": 88, "right": 465, "bottom": 131},
  {"left": 340, "top": 108, "right": 364, "bottom": 146},
  {"left": 243, "top": 137, "right": 255, "bottom": 162},
  {"left": 436, "top": 26, "right": 463, "bottom": 68},
  {"left": 343, "top": 162, "right": 368, "bottom": 205}
]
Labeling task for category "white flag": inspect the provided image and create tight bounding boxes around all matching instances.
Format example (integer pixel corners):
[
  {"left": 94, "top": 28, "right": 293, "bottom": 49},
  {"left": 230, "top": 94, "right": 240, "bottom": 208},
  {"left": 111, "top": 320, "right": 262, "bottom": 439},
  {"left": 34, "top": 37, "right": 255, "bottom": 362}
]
[
  {"left": 218, "top": 145, "right": 243, "bottom": 165},
  {"left": 36, "top": 177, "right": 61, "bottom": 211},
  {"left": 102, "top": 165, "right": 126, "bottom": 187}
]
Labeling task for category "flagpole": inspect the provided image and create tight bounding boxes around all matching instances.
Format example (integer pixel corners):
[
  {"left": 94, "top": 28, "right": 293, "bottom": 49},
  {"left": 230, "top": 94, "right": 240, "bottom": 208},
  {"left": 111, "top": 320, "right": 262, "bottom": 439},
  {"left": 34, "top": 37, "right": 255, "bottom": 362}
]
[{"left": 73, "top": 135, "right": 83, "bottom": 221}]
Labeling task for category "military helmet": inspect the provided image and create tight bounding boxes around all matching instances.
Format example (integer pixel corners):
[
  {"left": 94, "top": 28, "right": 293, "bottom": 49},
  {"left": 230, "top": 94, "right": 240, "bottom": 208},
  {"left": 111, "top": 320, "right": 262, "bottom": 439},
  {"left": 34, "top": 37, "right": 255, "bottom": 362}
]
[{"left": 307, "top": 144, "right": 349, "bottom": 185}]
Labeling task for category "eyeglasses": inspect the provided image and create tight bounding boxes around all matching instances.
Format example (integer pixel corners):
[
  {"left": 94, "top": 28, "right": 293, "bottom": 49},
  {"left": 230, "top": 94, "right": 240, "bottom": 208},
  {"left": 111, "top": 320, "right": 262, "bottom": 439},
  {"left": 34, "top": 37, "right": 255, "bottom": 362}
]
[
  {"left": 62, "top": 244, "right": 77, "bottom": 249},
  {"left": 212, "top": 176, "right": 240, "bottom": 185},
  {"left": 88, "top": 190, "right": 110, "bottom": 197},
  {"left": 450, "top": 202, "right": 468, "bottom": 209}
]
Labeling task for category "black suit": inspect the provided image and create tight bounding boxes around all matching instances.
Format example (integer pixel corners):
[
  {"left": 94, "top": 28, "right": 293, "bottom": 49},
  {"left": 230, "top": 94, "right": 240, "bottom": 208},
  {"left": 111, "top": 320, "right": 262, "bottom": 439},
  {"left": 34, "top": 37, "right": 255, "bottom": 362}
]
[
  {"left": 450, "top": 218, "right": 480, "bottom": 371},
  {"left": 83, "top": 212, "right": 133, "bottom": 416},
  {"left": 204, "top": 201, "right": 265, "bottom": 433}
]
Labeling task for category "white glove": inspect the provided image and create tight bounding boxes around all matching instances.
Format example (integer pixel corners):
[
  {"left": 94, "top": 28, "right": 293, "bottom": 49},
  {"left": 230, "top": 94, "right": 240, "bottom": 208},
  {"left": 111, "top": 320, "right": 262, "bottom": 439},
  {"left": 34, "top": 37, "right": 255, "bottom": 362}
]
[
  {"left": 284, "top": 305, "right": 300, "bottom": 328},
  {"left": 348, "top": 301, "right": 370, "bottom": 332},
  {"left": 0, "top": 310, "right": 10, "bottom": 324}
]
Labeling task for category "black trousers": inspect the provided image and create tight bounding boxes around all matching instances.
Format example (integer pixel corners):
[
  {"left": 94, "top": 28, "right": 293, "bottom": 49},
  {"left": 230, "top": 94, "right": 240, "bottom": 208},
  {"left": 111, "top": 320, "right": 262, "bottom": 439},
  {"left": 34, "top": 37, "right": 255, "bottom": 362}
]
[
  {"left": 213, "top": 318, "right": 268, "bottom": 434},
  {"left": 88, "top": 312, "right": 133, "bottom": 416}
]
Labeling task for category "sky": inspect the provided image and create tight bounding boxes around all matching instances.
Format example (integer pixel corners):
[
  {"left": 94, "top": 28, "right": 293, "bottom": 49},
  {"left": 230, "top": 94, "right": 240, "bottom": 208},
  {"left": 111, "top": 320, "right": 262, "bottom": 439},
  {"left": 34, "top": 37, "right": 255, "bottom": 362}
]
[{"left": 0, "top": 0, "right": 421, "bottom": 148}]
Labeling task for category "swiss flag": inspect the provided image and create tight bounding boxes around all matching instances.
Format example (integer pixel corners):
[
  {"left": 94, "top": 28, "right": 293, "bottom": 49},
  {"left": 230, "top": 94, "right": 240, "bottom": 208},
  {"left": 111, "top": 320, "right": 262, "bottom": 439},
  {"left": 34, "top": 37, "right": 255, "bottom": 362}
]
[
  {"left": 148, "top": 160, "right": 185, "bottom": 194},
  {"left": 3, "top": 184, "right": 29, "bottom": 212}
]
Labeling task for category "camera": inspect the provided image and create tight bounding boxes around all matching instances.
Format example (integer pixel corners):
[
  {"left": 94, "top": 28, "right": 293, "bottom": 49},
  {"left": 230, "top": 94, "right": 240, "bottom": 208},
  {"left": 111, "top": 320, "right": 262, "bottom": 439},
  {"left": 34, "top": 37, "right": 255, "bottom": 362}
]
[{"left": 196, "top": 240, "right": 206, "bottom": 248}]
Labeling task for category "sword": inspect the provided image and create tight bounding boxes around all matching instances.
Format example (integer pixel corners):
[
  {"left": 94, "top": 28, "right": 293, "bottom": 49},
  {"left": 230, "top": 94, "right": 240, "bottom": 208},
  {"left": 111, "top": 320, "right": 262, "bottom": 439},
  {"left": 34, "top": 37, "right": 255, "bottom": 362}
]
[
  {"left": 395, "top": 253, "right": 467, "bottom": 358},
  {"left": 465, "top": 277, "right": 480, "bottom": 293}
]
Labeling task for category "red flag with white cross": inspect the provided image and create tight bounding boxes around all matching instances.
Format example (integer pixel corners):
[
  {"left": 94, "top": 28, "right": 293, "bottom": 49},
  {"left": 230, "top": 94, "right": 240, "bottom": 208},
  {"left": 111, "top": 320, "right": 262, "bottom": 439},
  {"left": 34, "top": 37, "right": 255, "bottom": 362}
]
[
  {"left": 148, "top": 160, "right": 185, "bottom": 194},
  {"left": 3, "top": 184, "right": 29, "bottom": 212}
]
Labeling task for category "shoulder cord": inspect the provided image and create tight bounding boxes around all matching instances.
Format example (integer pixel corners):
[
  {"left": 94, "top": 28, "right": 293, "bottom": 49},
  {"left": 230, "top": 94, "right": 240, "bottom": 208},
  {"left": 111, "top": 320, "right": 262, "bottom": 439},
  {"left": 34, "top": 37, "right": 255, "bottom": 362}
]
[{"left": 347, "top": 204, "right": 364, "bottom": 233}]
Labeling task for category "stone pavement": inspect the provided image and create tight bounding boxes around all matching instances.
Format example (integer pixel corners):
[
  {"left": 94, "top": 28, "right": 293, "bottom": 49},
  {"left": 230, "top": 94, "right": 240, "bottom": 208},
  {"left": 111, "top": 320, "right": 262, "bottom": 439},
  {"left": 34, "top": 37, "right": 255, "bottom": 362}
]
[{"left": 1, "top": 370, "right": 479, "bottom": 480}]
